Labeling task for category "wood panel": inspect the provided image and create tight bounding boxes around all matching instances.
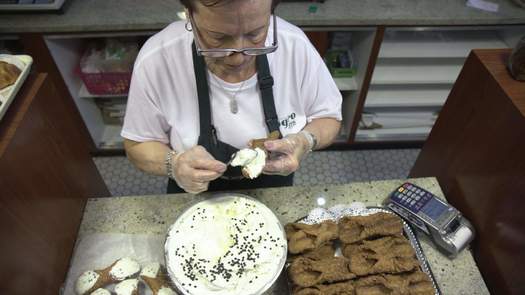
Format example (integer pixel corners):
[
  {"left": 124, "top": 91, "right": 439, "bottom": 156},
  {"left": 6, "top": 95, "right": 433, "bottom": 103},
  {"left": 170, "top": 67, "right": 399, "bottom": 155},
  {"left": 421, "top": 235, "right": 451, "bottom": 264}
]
[
  {"left": 348, "top": 26, "right": 385, "bottom": 143},
  {"left": 0, "top": 74, "right": 110, "bottom": 295},
  {"left": 20, "top": 33, "right": 97, "bottom": 152},
  {"left": 410, "top": 49, "right": 525, "bottom": 295}
]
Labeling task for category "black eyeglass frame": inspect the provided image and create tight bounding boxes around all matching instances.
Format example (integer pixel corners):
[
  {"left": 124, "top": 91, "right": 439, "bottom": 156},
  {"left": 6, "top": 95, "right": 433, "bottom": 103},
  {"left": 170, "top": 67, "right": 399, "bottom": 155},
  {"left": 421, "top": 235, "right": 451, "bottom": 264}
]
[{"left": 189, "top": 13, "right": 278, "bottom": 57}]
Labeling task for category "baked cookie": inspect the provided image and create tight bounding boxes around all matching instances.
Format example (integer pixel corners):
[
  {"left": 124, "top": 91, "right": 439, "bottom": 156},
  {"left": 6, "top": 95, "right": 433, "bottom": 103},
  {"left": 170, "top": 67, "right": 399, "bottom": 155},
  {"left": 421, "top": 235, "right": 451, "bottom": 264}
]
[
  {"left": 286, "top": 220, "right": 339, "bottom": 254},
  {"left": 289, "top": 256, "right": 355, "bottom": 287},
  {"left": 75, "top": 257, "right": 141, "bottom": 295},
  {"left": 0, "top": 61, "right": 21, "bottom": 90},
  {"left": 343, "top": 236, "right": 420, "bottom": 276},
  {"left": 293, "top": 280, "right": 355, "bottom": 295},
  {"left": 339, "top": 213, "right": 403, "bottom": 244},
  {"left": 354, "top": 270, "right": 434, "bottom": 295}
]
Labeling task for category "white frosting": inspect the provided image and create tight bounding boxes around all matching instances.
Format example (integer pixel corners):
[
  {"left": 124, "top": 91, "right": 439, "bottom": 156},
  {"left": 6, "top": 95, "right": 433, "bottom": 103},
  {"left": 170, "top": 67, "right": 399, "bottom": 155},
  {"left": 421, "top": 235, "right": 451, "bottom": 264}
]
[
  {"left": 140, "top": 262, "right": 160, "bottom": 278},
  {"left": 90, "top": 288, "right": 111, "bottom": 295},
  {"left": 114, "top": 279, "right": 139, "bottom": 295},
  {"left": 166, "top": 196, "right": 287, "bottom": 295},
  {"left": 158, "top": 287, "right": 177, "bottom": 295},
  {"left": 75, "top": 270, "right": 100, "bottom": 295},
  {"left": 231, "top": 148, "right": 257, "bottom": 166},
  {"left": 109, "top": 257, "right": 141, "bottom": 280},
  {"left": 231, "top": 148, "right": 266, "bottom": 179}
]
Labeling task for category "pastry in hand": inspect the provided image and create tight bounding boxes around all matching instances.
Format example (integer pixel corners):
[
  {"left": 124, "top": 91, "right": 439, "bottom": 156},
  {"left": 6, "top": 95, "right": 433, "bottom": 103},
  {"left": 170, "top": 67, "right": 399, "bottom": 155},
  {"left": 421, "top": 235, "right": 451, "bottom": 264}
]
[
  {"left": 115, "top": 279, "right": 140, "bottom": 295},
  {"left": 231, "top": 147, "right": 267, "bottom": 179},
  {"left": 285, "top": 220, "right": 338, "bottom": 254},
  {"left": 75, "top": 257, "right": 141, "bottom": 295},
  {"left": 90, "top": 289, "right": 111, "bottom": 295},
  {"left": 0, "top": 61, "right": 21, "bottom": 90},
  {"left": 230, "top": 131, "right": 281, "bottom": 179},
  {"left": 140, "top": 262, "right": 176, "bottom": 295},
  {"left": 250, "top": 130, "right": 280, "bottom": 150}
]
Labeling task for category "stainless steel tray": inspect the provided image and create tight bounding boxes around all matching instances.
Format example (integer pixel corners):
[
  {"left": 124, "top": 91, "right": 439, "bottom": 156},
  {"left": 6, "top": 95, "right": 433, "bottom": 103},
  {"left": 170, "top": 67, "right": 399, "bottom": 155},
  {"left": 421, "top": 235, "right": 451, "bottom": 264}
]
[{"left": 287, "top": 206, "right": 441, "bottom": 295}]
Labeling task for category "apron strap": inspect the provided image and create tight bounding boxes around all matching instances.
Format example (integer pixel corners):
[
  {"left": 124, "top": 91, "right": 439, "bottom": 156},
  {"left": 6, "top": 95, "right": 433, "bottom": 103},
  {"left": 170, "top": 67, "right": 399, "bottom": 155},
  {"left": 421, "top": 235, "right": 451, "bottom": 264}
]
[
  {"left": 192, "top": 42, "right": 213, "bottom": 138},
  {"left": 256, "top": 55, "right": 281, "bottom": 134}
]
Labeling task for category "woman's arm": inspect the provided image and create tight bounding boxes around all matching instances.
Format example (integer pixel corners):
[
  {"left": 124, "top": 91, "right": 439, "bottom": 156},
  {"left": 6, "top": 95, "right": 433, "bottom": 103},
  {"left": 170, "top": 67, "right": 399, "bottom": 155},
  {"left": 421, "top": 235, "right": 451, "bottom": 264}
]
[
  {"left": 302, "top": 117, "right": 341, "bottom": 150},
  {"left": 124, "top": 139, "right": 171, "bottom": 176},
  {"left": 124, "top": 139, "right": 227, "bottom": 194},
  {"left": 262, "top": 118, "right": 341, "bottom": 175}
]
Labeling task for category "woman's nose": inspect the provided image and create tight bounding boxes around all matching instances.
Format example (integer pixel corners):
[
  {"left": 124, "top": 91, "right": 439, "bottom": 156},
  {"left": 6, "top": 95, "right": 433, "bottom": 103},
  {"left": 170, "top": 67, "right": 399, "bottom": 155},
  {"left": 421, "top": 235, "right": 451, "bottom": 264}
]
[{"left": 225, "top": 51, "right": 246, "bottom": 66}]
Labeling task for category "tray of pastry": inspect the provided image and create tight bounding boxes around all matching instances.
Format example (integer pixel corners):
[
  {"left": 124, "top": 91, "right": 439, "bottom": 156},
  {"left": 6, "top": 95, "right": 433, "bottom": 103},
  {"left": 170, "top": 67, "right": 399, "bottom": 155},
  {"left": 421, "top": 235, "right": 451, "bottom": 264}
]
[
  {"left": 285, "top": 206, "right": 441, "bottom": 295},
  {"left": 0, "top": 54, "right": 33, "bottom": 123}
]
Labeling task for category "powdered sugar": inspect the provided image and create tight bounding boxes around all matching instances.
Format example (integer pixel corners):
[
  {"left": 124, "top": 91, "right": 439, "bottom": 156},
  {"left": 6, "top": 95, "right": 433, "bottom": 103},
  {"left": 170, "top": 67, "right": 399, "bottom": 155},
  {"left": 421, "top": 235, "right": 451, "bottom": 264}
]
[
  {"left": 109, "top": 257, "right": 140, "bottom": 280},
  {"left": 75, "top": 270, "right": 100, "bottom": 295}
]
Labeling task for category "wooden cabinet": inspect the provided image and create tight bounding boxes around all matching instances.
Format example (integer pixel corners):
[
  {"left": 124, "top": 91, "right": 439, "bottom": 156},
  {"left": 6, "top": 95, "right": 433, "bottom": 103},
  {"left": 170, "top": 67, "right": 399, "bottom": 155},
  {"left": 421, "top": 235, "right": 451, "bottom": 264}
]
[
  {"left": 0, "top": 74, "right": 109, "bottom": 295},
  {"left": 410, "top": 49, "right": 525, "bottom": 295}
]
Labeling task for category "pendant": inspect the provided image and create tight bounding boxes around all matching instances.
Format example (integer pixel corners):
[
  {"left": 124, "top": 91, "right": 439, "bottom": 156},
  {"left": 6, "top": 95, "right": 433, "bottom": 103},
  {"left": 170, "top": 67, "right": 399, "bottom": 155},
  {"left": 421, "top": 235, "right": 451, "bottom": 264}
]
[{"left": 229, "top": 99, "right": 239, "bottom": 114}]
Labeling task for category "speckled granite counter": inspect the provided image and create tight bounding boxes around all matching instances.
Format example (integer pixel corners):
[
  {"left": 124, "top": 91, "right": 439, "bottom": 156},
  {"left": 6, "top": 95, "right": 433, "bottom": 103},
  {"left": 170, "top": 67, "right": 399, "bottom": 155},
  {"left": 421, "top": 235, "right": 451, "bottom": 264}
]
[
  {"left": 1, "top": 0, "right": 525, "bottom": 33},
  {"left": 74, "top": 177, "right": 489, "bottom": 294}
]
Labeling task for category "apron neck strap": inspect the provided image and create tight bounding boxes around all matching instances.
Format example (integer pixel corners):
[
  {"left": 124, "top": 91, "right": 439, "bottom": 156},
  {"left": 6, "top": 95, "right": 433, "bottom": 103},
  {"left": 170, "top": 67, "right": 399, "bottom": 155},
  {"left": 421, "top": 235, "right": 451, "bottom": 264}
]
[
  {"left": 256, "top": 55, "right": 281, "bottom": 134},
  {"left": 192, "top": 41, "right": 280, "bottom": 136},
  {"left": 192, "top": 42, "right": 213, "bottom": 136}
]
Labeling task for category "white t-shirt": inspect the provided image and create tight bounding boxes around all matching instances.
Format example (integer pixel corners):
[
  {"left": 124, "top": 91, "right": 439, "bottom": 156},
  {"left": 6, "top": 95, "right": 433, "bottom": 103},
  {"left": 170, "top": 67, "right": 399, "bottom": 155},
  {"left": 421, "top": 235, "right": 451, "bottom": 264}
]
[{"left": 121, "top": 16, "right": 342, "bottom": 152}]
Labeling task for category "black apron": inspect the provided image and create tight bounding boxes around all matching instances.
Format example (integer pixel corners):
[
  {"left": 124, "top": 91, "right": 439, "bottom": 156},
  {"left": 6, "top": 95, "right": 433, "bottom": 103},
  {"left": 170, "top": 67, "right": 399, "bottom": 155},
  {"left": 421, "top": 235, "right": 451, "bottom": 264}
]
[{"left": 167, "top": 43, "right": 293, "bottom": 193}]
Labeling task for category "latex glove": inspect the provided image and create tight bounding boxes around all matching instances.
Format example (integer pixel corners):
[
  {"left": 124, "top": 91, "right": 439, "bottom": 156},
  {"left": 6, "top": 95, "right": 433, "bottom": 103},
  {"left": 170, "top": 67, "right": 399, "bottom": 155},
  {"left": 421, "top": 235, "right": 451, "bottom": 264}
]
[
  {"left": 262, "top": 132, "right": 311, "bottom": 176},
  {"left": 171, "top": 146, "right": 227, "bottom": 194}
]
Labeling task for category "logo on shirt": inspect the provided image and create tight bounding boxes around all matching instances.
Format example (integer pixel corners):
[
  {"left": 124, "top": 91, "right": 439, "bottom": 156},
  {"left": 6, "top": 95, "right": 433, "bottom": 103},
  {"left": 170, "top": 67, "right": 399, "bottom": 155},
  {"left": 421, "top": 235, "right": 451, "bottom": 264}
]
[{"left": 280, "top": 112, "right": 297, "bottom": 129}]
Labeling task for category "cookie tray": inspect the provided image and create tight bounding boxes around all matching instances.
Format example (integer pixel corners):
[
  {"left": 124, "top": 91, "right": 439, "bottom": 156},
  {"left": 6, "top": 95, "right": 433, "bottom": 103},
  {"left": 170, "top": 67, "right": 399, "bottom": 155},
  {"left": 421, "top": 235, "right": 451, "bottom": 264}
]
[
  {"left": 287, "top": 206, "right": 442, "bottom": 295},
  {"left": 0, "top": 54, "right": 33, "bottom": 123}
]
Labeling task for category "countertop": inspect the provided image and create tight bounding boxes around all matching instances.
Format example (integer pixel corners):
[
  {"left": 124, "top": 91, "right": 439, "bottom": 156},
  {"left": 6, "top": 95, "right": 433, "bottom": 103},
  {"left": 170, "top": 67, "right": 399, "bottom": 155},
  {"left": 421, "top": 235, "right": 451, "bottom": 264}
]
[
  {"left": 73, "top": 177, "right": 489, "bottom": 294},
  {"left": 1, "top": 0, "right": 525, "bottom": 33}
]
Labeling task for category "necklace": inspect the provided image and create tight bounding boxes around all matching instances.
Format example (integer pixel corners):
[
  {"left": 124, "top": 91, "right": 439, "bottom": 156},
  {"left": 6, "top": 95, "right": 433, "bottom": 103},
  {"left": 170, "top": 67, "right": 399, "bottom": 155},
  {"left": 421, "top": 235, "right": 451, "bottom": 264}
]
[{"left": 211, "top": 74, "right": 247, "bottom": 114}]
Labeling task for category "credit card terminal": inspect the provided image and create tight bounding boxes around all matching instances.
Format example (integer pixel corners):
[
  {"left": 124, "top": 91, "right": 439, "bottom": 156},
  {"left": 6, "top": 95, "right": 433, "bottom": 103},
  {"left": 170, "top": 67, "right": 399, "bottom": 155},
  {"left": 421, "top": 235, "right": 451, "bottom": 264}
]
[{"left": 385, "top": 182, "right": 475, "bottom": 257}]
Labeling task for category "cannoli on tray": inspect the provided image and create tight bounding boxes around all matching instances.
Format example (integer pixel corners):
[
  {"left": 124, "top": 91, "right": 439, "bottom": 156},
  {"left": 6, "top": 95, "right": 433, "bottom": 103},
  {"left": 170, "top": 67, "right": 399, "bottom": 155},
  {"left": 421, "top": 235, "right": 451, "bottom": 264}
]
[
  {"left": 75, "top": 257, "right": 141, "bottom": 295},
  {"left": 140, "top": 262, "right": 177, "bottom": 295}
]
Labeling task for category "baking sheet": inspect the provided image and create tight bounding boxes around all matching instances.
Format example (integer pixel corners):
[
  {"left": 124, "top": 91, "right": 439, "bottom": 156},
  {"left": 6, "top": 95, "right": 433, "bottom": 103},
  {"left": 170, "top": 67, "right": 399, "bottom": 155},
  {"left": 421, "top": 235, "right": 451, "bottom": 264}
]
[
  {"left": 0, "top": 54, "right": 33, "bottom": 122},
  {"left": 289, "top": 205, "right": 441, "bottom": 295}
]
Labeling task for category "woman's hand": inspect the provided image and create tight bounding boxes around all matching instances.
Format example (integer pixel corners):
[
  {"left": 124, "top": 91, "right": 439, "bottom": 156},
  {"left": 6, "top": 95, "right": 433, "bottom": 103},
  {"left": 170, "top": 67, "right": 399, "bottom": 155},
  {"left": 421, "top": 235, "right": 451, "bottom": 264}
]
[
  {"left": 261, "top": 133, "right": 311, "bottom": 176},
  {"left": 171, "top": 146, "right": 227, "bottom": 194}
]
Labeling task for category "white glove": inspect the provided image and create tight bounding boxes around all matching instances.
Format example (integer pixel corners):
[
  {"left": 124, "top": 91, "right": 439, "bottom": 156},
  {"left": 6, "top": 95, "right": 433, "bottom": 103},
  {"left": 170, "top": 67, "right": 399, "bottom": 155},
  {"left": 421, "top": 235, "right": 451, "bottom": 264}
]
[
  {"left": 171, "top": 146, "right": 226, "bottom": 194},
  {"left": 262, "top": 132, "right": 312, "bottom": 176}
]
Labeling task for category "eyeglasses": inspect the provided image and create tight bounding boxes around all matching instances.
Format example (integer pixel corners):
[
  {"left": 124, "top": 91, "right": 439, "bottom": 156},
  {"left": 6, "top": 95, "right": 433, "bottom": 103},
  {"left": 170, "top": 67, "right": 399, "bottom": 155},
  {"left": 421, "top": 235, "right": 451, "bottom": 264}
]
[{"left": 189, "top": 13, "right": 278, "bottom": 58}]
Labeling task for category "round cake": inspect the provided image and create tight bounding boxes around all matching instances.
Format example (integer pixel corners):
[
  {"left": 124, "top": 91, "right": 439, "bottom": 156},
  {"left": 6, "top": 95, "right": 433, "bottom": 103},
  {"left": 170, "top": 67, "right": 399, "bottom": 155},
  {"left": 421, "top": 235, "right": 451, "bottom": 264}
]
[{"left": 165, "top": 194, "right": 287, "bottom": 295}]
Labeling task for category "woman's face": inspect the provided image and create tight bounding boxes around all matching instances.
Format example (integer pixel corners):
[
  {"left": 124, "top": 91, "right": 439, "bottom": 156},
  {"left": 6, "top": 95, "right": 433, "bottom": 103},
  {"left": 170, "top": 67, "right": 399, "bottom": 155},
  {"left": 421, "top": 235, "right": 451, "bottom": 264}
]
[{"left": 191, "top": 0, "right": 273, "bottom": 80}]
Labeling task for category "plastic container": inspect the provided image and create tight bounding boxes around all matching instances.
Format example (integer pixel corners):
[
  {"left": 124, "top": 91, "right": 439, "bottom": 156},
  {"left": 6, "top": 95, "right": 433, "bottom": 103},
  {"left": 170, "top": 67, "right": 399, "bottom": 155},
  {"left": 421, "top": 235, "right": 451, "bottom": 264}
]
[
  {"left": 79, "top": 71, "right": 131, "bottom": 95},
  {"left": 78, "top": 39, "right": 138, "bottom": 95}
]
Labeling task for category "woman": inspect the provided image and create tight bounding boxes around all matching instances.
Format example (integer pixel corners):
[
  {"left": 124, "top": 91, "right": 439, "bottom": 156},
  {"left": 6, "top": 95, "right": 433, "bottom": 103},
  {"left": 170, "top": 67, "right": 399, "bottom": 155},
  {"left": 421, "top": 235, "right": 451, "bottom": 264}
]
[{"left": 122, "top": 0, "right": 342, "bottom": 194}]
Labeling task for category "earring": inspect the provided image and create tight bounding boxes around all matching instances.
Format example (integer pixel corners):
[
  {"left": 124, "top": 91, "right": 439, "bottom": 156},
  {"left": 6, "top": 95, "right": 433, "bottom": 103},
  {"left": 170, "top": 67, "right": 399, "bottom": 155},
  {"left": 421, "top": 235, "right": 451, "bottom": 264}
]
[{"left": 185, "top": 21, "right": 192, "bottom": 32}]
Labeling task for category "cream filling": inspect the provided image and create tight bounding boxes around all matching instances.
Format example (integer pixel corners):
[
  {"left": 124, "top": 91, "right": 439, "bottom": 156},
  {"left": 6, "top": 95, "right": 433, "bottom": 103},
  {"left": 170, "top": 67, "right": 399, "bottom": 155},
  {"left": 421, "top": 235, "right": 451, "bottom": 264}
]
[
  {"left": 75, "top": 270, "right": 100, "bottom": 295},
  {"left": 140, "top": 262, "right": 160, "bottom": 278},
  {"left": 231, "top": 148, "right": 266, "bottom": 179},
  {"left": 109, "top": 257, "right": 140, "bottom": 280},
  {"left": 114, "top": 279, "right": 139, "bottom": 295},
  {"left": 157, "top": 287, "right": 177, "bottom": 295},
  {"left": 90, "top": 288, "right": 111, "bottom": 295},
  {"left": 166, "top": 196, "right": 286, "bottom": 295}
]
